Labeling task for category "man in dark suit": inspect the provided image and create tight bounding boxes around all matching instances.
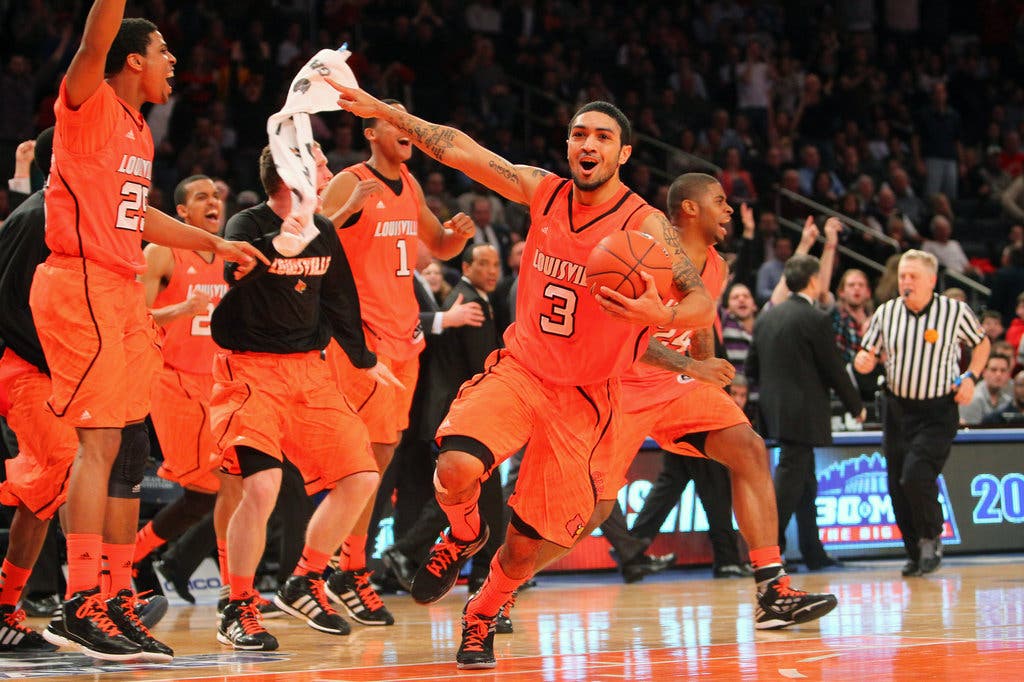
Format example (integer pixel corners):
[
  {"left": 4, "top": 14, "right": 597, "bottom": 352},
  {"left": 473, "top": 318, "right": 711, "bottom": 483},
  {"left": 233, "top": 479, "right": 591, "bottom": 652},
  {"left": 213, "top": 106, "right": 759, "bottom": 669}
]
[{"left": 747, "top": 254, "right": 865, "bottom": 570}]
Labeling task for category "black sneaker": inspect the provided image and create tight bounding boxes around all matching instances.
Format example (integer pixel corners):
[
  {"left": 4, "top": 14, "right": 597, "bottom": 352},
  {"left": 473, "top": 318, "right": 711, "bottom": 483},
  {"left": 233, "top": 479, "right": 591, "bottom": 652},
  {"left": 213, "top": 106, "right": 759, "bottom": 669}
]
[
  {"left": 411, "top": 524, "right": 489, "bottom": 604},
  {"left": 42, "top": 610, "right": 71, "bottom": 647},
  {"left": 136, "top": 592, "right": 168, "bottom": 629},
  {"left": 381, "top": 548, "right": 416, "bottom": 592},
  {"left": 61, "top": 588, "right": 142, "bottom": 661},
  {"left": 901, "top": 559, "right": 923, "bottom": 577},
  {"left": 0, "top": 605, "right": 59, "bottom": 652},
  {"left": 21, "top": 593, "right": 61, "bottom": 618},
  {"left": 457, "top": 611, "right": 497, "bottom": 669},
  {"left": 919, "top": 537, "right": 942, "bottom": 574},
  {"left": 755, "top": 573, "right": 838, "bottom": 630},
  {"left": 106, "top": 590, "right": 174, "bottom": 663},
  {"left": 218, "top": 587, "right": 283, "bottom": 619},
  {"left": 218, "top": 598, "right": 279, "bottom": 651},
  {"left": 495, "top": 594, "right": 514, "bottom": 635},
  {"left": 325, "top": 569, "right": 394, "bottom": 626},
  {"left": 274, "top": 575, "right": 350, "bottom": 635}
]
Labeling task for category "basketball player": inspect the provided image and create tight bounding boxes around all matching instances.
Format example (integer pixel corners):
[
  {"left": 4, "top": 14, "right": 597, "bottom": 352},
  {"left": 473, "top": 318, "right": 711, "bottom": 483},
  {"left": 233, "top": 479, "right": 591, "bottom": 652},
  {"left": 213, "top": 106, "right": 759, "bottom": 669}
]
[
  {"left": 318, "top": 101, "right": 478, "bottom": 626},
  {"left": 329, "top": 80, "right": 717, "bottom": 669},
  {"left": 611, "top": 173, "right": 838, "bottom": 629},
  {"left": 27, "top": 0, "right": 264, "bottom": 662},
  {"left": 212, "top": 147, "right": 400, "bottom": 652}
]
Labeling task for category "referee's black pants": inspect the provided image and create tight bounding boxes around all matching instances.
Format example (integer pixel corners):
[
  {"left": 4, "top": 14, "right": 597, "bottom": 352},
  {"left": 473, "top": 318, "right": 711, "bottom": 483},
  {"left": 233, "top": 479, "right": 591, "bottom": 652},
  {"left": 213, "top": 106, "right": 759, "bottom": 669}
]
[{"left": 881, "top": 392, "right": 959, "bottom": 560}]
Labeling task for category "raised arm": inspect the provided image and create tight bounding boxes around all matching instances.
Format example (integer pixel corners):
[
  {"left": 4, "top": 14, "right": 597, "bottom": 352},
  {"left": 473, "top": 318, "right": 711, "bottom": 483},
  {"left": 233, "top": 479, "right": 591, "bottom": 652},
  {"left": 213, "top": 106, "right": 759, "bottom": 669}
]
[
  {"left": 65, "top": 0, "right": 128, "bottom": 108},
  {"left": 327, "top": 80, "right": 548, "bottom": 206},
  {"left": 643, "top": 211, "right": 716, "bottom": 329}
]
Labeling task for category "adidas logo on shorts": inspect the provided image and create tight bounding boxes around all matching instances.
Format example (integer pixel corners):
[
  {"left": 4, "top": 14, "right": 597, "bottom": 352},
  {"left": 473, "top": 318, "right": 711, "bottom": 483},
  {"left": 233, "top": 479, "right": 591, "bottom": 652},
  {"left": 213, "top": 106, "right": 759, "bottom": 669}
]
[{"left": 79, "top": 409, "right": 92, "bottom": 421}]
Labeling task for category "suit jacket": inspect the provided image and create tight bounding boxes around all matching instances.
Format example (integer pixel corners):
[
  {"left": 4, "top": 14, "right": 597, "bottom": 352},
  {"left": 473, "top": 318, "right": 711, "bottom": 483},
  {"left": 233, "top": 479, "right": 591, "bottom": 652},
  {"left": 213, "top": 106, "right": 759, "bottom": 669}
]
[
  {"left": 424, "top": 279, "right": 500, "bottom": 437},
  {"left": 747, "top": 294, "right": 863, "bottom": 446},
  {"left": 406, "top": 273, "right": 443, "bottom": 441}
]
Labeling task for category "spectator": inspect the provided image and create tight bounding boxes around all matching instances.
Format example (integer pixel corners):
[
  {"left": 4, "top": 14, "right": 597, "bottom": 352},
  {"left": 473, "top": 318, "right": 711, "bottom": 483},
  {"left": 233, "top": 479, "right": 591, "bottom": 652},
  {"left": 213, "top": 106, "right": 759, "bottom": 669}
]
[
  {"left": 959, "top": 354, "right": 1014, "bottom": 425},
  {"left": 1004, "top": 291, "right": 1024, "bottom": 351},
  {"left": 718, "top": 147, "right": 758, "bottom": 206},
  {"left": 735, "top": 40, "right": 774, "bottom": 139},
  {"left": 1002, "top": 175, "right": 1024, "bottom": 223},
  {"left": 913, "top": 82, "right": 963, "bottom": 199},
  {"left": 797, "top": 144, "right": 843, "bottom": 197},
  {"left": 980, "top": 310, "right": 1005, "bottom": 344},
  {"left": 921, "top": 215, "right": 978, "bottom": 277},
  {"left": 888, "top": 167, "right": 928, "bottom": 228},
  {"left": 981, "top": 370, "right": 1024, "bottom": 424},
  {"left": 755, "top": 235, "right": 793, "bottom": 304},
  {"left": 999, "top": 130, "right": 1024, "bottom": 177}
]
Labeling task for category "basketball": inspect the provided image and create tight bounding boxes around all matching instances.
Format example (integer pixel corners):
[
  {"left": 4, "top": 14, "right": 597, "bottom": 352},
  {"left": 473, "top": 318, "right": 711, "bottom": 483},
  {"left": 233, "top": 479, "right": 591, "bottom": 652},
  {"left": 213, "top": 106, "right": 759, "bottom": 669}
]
[{"left": 585, "top": 230, "right": 674, "bottom": 299}]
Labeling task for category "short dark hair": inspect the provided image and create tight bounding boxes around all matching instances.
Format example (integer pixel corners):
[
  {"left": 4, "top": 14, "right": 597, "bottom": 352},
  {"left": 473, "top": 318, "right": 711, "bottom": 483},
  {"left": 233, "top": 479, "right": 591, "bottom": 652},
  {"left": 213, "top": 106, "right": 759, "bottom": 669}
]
[
  {"left": 666, "top": 172, "right": 719, "bottom": 222},
  {"left": 105, "top": 18, "right": 159, "bottom": 76},
  {"left": 174, "top": 175, "right": 212, "bottom": 206},
  {"left": 569, "top": 101, "right": 632, "bottom": 145},
  {"left": 363, "top": 99, "right": 403, "bottom": 131},
  {"left": 987, "top": 353, "right": 1011, "bottom": 368},
  {"left": 981, "top": 309, "right": 1003, "bottom": 323},
  {"left": 259, "top": 146, "right": 283, "bottom": 196},
  {"left": 461, "top": 242, "right": 494, "bottom": 265},
  {"left": 34, "top": 127, "right": 54, "bottom": 176},
  {"left": 784, "top": 254, "right": 820, "bottom": 292}
]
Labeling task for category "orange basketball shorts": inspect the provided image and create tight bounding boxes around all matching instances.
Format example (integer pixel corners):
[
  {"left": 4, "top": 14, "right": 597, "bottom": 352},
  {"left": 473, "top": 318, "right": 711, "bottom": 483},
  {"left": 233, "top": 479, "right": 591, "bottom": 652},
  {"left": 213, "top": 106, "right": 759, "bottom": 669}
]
[
  {"left": 436, "top": 349, "right": 621, "bottom": 548},
  {"left": 29, "top": 256, "right": 161, "bottom": 428},
  {"left": 326, "top": 339, "right": 419, "bottom": 445},
  {"left": 0, "top": 349, "right": 76, "bottom": 520},
  {"left": 210, "top": 350, "right": 376, "bottom": 495},
  {"left": 610, "top": 380, "right": 750, "bottom": 490},
  {"left": 150, "top": 366, "right": 221, "bottom": 493}
]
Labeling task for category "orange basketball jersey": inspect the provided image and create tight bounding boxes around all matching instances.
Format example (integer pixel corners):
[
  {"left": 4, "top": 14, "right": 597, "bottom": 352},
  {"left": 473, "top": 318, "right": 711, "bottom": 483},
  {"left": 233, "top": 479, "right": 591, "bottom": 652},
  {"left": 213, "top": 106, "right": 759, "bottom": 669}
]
[
  {"left": 622, "top": 244, "right": 726, "bottom": 409},
  {"left": 337, "top": 163, "right": 423, "bottom": 361},
  {"left": 45, "top": 79, "right": 154, "bottom": 277},
  {"left": 152, "top": 250, "right": 227, "bottom": 375},
  {"left": 504, "top": 174, "right": 659, "bottom": 385}
]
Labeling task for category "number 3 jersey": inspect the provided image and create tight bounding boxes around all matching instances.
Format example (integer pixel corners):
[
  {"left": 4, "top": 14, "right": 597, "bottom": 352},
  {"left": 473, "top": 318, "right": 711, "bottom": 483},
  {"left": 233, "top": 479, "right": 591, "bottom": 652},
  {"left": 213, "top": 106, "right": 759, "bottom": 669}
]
[
  {"left": 622, "top": 244, "right": 726, "bottom": 410},
  {"left": 45, "top": 78, "right": 154, "bottom": 277},
  {"left": 505, "top": 174, "right": 659, "bottom": 386},
  {"left": 152, "top": 250, "right": 226, "bottom": 375},
  {"left": 337, "top": 162, "right": 423, "bottom": 361}
]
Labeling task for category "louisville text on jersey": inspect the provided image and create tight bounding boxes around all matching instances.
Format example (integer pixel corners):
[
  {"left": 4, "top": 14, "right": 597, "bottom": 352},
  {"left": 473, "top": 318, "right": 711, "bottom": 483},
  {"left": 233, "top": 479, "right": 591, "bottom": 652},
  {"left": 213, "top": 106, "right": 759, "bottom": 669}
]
[{"left": 531, "top": 249, "right": 588, "bottom": 287}]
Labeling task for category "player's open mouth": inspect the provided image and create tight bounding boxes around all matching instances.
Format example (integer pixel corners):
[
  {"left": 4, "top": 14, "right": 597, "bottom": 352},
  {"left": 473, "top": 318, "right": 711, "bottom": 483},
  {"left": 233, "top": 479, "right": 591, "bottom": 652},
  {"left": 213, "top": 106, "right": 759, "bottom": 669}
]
[
  {"left": 579, "top": 159, "right": 598, "bottom": 172},
  {"left": 206, "top": 210, "right": 220, "bottom": 222}
]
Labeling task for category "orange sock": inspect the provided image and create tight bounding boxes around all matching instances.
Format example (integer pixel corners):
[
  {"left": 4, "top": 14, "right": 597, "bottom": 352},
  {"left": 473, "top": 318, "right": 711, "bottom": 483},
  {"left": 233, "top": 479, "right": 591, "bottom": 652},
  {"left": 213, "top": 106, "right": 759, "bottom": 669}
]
[
  {"left": 338, "top": 536, "right": 367, "bottom": 572},
  {"left": 228, "top": 573, "right": 256, "bottom": 602},
  {"left": 66, "top": 533, "right": 102, "bottom": 598},
  {"left": 217, "top": 540, "right": 230, "bottom": 588},
  {"left": 103, "top": 543, "right": 134, "bottom": 596},
  {"left": 133, "top": 523, "right": 166, "bottom": 564},
  {"left": 466, "top": 555, "right": 525, "bottom": 618},
  {"left": 439, "top": 487, "right": 481, "bottom": 542},
  {"left": 749, "top": 546, "right": 782, "bottom": 569},
  {"left": 296, "top": 546, "right": 331, "bottom": 577},
  {"left": 0, "top": 560, "right": 33, "bottom": 607}
]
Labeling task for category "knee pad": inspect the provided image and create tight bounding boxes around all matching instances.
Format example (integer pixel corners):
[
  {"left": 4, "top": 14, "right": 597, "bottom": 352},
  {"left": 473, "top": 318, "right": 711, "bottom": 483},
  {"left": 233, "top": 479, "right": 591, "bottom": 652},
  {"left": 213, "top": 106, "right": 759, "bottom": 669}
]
[
  {"left": 108, "top": 422, "right": 150, "bottom": 499},
  {"left": 236, "top": 445, "right": 282, "bottom": 479}
]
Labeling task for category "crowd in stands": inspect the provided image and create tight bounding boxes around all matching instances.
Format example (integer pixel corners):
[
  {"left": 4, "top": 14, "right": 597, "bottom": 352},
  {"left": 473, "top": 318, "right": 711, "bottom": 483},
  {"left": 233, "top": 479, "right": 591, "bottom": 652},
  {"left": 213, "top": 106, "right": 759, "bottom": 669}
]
[{"left": 3, "top": 0, "right": 1024, "bottom": 414}]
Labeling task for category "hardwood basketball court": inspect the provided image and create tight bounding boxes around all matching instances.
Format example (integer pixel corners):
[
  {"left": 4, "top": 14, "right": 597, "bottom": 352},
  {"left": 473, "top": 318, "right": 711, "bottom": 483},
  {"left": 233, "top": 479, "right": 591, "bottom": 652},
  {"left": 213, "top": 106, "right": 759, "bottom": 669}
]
[{"left": 9, "top": 554, "right": 1022, "bottom": 681}]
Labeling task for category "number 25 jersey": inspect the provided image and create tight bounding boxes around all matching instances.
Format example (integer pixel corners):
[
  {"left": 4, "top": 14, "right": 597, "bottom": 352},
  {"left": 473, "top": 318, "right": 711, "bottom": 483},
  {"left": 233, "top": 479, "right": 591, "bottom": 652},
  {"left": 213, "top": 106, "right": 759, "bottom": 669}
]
[
  {"left": 45, "top": 79, "right": 154, "bottom": 277},
  {"left": 505, "top": 174, "right": 659, "bottom": 386}
]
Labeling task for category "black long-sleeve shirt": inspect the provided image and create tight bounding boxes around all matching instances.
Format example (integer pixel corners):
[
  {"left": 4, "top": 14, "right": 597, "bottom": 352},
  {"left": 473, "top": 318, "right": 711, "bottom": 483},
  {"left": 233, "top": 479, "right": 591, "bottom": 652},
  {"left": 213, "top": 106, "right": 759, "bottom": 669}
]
[
  {"left": 0, "top": 190, "right": 49, "bottom": 373},
  {"left": 211, "top": 203, "right": 376, "bottom": 368}
]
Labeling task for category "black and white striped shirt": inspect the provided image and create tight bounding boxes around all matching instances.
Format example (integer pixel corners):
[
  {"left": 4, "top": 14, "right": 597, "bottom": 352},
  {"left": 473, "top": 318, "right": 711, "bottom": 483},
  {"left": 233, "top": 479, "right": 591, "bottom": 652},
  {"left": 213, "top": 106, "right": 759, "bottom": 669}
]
[{"left": 861, "top": 294, "right": 985, "bottom": 400}]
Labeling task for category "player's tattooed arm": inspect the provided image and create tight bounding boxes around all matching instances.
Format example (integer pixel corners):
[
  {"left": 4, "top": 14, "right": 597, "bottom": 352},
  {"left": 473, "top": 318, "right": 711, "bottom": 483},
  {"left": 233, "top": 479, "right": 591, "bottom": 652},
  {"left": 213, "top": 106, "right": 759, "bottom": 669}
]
[
  {"left": 651, "top": 212, "right": 705, "bottom": 295},
  {"left": 642, "top": 338, "right": 736, "bottom": 388}
]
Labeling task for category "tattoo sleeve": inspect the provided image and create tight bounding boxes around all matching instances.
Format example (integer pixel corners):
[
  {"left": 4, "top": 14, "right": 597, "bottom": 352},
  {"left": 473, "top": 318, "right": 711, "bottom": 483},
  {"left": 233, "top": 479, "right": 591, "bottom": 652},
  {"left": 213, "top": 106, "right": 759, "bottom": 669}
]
[
  {"left": 488, "top": 159, "right": 520, "bottom": 185},
  {"left": 389, "top": 109, "right": 459, "bottom": 161},
  {"left": 641, "top": 337, "right": 696, "bottom": 373},
  {"left": 653, "top": 213, "right": 706, "bottom": 295},
  {"left": 688, "top": 328, "right": 715, "bottom": 360}
]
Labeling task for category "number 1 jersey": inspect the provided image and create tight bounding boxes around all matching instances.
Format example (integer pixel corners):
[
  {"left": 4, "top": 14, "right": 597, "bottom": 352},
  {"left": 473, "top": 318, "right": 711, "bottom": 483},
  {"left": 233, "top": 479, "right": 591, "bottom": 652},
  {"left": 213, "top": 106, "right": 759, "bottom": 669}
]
[
  {"left": 337, "top": 162, "right": 423, "bottom": 361},
  {"left": 505, "top": 174, "right": 659, "bottom": 385},
  {"left": 45, "top": 78, "right": 154, "bottom": 277}
]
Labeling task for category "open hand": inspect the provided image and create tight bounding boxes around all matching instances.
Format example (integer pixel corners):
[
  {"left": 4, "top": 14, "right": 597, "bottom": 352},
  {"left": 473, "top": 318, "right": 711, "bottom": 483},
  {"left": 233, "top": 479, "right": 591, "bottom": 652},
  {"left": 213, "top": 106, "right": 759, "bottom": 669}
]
[{"left": 595, "top": 271, "right": 670, "bottom": 326}]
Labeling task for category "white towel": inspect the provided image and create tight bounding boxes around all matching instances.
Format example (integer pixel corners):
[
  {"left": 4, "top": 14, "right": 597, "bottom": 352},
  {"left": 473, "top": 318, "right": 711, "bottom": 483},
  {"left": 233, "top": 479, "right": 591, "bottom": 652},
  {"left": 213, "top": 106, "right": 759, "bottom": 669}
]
[{"left": 267, "top": 48, "right": 358, "bottom": 256}]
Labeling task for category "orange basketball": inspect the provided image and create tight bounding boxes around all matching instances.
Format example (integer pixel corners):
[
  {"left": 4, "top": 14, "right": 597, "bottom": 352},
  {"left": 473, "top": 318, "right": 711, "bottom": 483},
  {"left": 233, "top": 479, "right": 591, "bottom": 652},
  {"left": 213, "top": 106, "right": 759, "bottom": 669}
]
[{"left": 585, "top": 230, "right": 674, "bottom": 299}]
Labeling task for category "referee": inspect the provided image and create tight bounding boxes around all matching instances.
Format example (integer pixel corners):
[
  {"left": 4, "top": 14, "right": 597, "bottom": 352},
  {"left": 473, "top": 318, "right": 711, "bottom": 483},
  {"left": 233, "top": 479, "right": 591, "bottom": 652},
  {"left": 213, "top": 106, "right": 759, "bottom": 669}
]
[{"left": 854, "top": 250, "right": 989, "bottom": 577}]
